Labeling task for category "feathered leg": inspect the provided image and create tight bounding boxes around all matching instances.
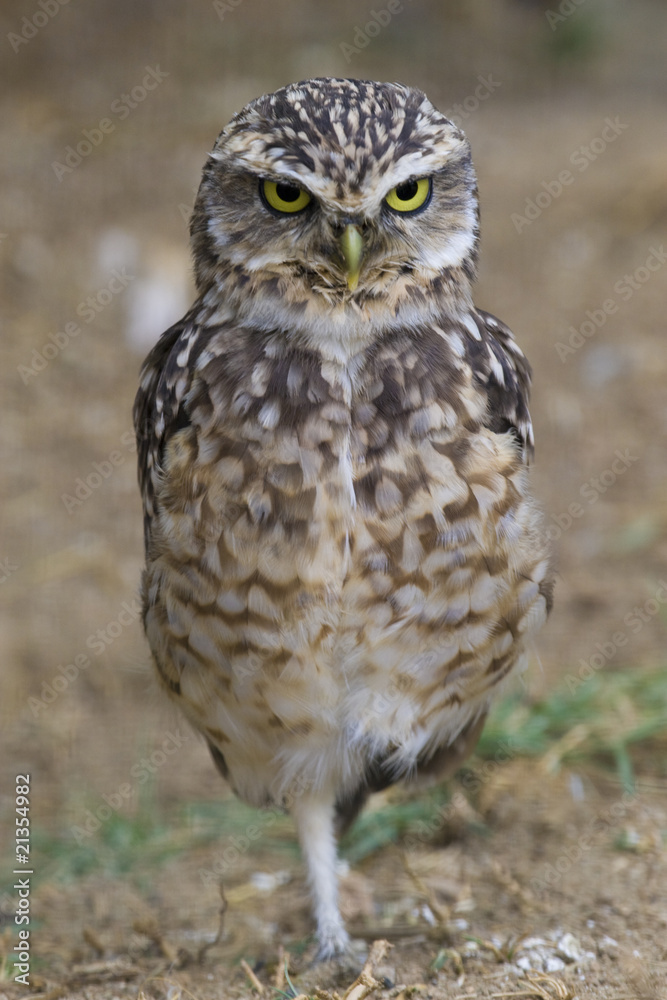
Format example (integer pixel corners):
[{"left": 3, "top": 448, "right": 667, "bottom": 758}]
[{"left": 292, "top": 792, "right": 350, "bottom": 959}]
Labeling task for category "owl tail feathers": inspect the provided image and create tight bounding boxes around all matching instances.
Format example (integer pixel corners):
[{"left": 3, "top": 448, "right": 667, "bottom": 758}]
[{"left": 292, "top": 793, "right": 350, "bottom": 960}]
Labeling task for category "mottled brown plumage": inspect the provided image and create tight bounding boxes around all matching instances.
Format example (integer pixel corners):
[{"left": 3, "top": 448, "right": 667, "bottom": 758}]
[{"left": 134, "top": 77, "right": 552, "bottom": 958}]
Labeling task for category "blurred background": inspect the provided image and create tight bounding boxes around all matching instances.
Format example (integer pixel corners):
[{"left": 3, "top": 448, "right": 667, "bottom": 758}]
[{"left": 1, "top": 0, "right": 666, "bottom": 994}]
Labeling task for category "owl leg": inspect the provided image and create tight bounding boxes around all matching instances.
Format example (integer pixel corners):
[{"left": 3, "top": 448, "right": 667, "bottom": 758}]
[{"left": 291, "top": 792, "right": 350, "bottom": 959}]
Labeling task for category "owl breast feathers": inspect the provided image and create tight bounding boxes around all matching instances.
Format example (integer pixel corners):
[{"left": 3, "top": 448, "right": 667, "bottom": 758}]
[{"left": 134, "top": 77, "right": 553, "bottom": 959}]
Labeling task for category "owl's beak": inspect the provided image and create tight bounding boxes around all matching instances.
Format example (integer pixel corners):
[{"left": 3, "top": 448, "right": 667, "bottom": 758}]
[{"left": 339, "top": 224, "right": 363, "bottom": 291}]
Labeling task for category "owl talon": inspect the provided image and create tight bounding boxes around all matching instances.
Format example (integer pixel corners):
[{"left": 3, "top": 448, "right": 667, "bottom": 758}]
[{"left": 314, "top": 929, "right": 353, "bottom": 963}]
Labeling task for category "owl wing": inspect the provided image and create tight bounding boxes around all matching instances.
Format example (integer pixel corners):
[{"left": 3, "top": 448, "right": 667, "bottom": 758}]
[
  {"left": 470, "top": 308, "right": 535, "bottom": 462},
  {"left": 133, "top": 310, "right": 201, "bottom": 550},
  {"left": 336, "top": 309, "right": 537, "bottom": 831}
]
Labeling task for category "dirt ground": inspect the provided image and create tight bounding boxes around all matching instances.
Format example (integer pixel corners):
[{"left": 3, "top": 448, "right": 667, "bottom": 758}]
[{"left": 1, "top": 1, "right": 667, "bottom": 998}]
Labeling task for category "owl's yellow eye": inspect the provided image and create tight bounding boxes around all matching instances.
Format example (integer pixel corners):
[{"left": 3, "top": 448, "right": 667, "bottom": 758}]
[
  {"left": 261, "top": 179, "right": 312, "bottom": 214},
  {"left": 384, "top": 177, "right": 432, "bottom": 213}
]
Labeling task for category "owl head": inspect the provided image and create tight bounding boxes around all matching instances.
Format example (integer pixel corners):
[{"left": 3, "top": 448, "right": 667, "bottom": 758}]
[{"left": 190, "top": 78, "right": 479, "bottom": 345}]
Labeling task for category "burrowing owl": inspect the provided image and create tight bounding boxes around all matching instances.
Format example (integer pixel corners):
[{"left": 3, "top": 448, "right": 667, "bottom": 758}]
[{"left": 134, "top": 78, "right": 552, "bottom": 958}]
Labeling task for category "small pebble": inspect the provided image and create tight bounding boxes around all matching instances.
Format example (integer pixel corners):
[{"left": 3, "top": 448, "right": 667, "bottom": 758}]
[{"left": 249, "top": 870, "right": 291, "bottom": 892}]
